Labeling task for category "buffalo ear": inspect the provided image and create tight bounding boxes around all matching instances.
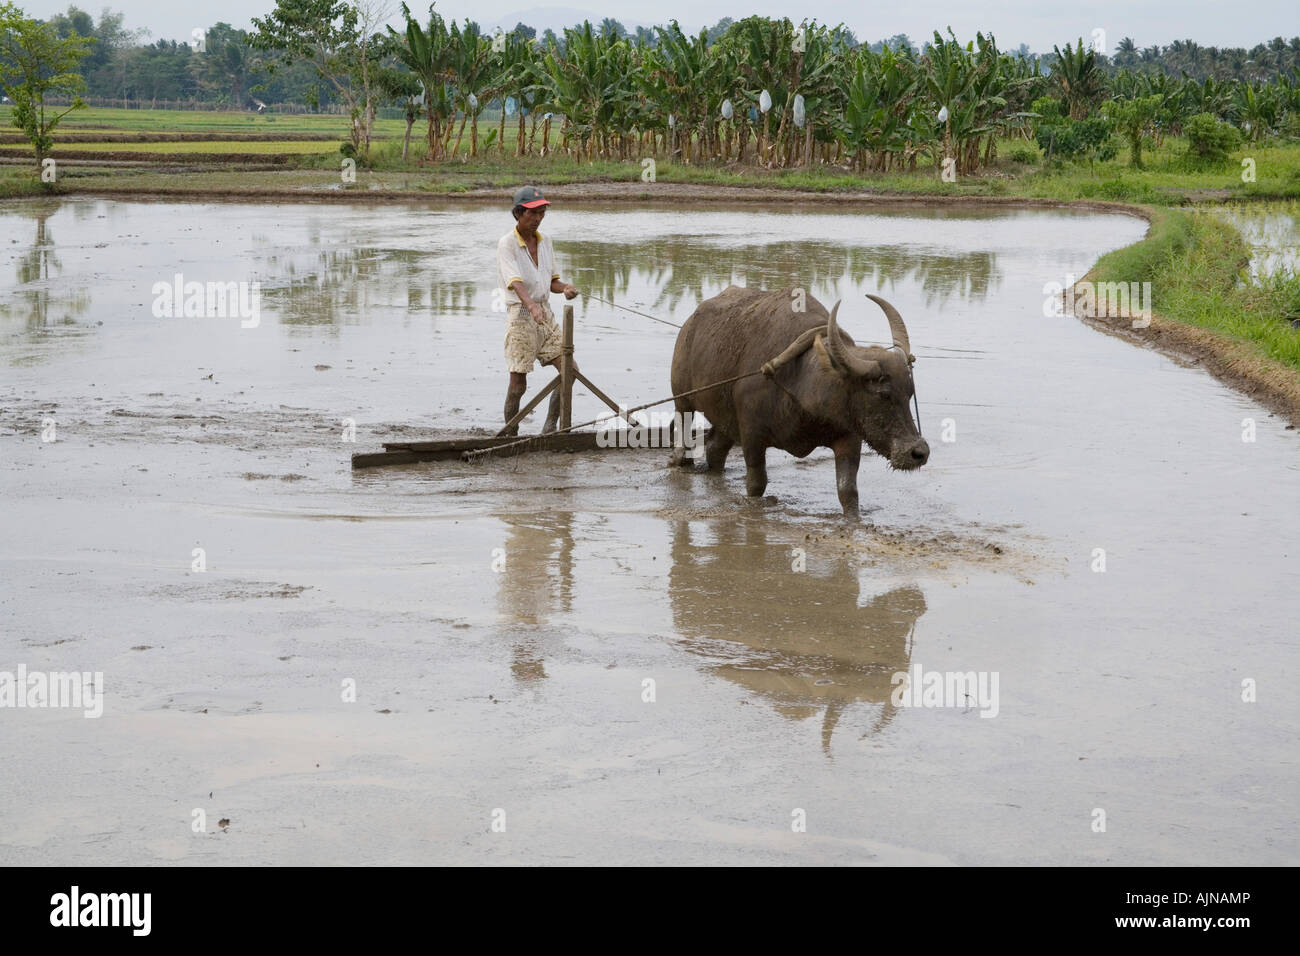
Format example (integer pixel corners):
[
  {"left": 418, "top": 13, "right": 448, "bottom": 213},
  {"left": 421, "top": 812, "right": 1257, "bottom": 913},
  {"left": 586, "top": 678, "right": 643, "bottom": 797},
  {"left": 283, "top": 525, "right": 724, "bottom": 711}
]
[
  {"left": 856, "top": 358, "right": 883, "bottom": 380},
  {"left": 812, "top": 334, "right": 839, "bottom": 375}
]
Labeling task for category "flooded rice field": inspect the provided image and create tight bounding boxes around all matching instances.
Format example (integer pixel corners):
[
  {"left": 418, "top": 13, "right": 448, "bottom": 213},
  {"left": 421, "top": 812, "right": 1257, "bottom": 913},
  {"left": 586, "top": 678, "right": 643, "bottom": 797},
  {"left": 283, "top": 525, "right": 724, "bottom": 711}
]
[
  {"left": 1, "top": 198, "right": 1297, "bottom": 865},
  {"left": 1212, "top": 200, "right": 1300, "bottom": 279}
]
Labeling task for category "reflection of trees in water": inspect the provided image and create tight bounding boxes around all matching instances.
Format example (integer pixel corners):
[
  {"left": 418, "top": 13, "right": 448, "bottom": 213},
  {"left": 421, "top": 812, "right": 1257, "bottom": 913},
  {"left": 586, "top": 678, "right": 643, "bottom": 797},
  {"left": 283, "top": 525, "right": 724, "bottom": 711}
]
[
  {"left": 563, "top": 239, "right": 997, "bottom": 320},
  {"left": 0, "top": 201, "right": 92, "bottom": 348},
  {"left": 258, "top": 245, "right": 478, "bottom": 327},
  {"left": 1215, "top": 205, "right": 1300, "bottom": 279},
  {"left": 252, "top": 229, "right": 992, "bottom": 330},
  {"left": 494, "top": 511, "right": 575, "bottom": 684},
  {"left": 668, "top": 520, "right": 926, "bottom": 753}
]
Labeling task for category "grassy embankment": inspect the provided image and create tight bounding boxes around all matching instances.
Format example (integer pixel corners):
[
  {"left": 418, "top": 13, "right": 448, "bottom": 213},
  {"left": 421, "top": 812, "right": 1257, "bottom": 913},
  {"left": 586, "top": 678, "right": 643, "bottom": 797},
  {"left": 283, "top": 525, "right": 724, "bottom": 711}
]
[{"left": 1080, "top": 203, "right": 1300, "bottom": 417}]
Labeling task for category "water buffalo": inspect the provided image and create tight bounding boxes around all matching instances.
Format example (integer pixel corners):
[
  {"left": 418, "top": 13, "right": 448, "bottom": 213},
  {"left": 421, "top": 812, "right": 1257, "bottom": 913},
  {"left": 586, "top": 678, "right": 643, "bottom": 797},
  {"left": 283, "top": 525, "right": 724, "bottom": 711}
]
[{"left": 669, "top": 286, "right": 929, "bottom": 516}]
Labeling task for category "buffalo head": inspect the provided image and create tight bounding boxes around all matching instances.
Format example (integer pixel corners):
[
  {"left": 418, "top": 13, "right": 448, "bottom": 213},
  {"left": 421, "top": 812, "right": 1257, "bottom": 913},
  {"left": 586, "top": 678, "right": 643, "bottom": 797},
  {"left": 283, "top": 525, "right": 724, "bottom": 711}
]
[{"left": 811, "top": 296, "right": 930, "bottom": 470}]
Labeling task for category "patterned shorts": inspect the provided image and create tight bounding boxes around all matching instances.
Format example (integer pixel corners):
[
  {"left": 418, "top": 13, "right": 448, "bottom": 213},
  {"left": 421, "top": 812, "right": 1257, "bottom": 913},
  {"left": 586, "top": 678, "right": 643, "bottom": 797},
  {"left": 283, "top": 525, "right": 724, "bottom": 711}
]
[{"left": 504, "top": 302, "right": 563, "bottom": 374}]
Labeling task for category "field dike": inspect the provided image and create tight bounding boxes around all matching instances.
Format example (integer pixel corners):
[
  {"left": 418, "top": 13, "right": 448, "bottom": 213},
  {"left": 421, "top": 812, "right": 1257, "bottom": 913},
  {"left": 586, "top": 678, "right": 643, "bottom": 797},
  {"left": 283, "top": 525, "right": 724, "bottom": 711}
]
[{"left": 1072, "top": 205, "right": 1300, "bottom": 426}]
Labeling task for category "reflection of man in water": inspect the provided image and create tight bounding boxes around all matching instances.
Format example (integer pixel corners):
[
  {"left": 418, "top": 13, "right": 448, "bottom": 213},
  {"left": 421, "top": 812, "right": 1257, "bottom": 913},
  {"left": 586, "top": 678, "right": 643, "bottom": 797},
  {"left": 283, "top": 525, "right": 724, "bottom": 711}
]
[
  {"left": 495, "top": 512, "right": 575, "bottom": 683},
  {"left": 498, "top": 185, "right": 580, "bottom": 435}
]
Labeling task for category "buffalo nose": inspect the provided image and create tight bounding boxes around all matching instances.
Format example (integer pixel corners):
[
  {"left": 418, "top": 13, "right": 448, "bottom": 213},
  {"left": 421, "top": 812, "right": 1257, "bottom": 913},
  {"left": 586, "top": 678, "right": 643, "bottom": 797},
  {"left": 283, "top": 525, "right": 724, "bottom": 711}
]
[{"left": 910, "top": 440, "right": 930, "bottom": 464}]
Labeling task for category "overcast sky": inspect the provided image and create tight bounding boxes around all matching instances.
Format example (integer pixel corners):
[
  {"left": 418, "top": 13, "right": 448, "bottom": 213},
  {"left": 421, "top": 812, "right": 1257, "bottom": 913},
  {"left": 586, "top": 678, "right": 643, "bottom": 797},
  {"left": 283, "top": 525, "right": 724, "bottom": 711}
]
[{"left": 19, "top": 1, "right": 1298, "bottom": 52}]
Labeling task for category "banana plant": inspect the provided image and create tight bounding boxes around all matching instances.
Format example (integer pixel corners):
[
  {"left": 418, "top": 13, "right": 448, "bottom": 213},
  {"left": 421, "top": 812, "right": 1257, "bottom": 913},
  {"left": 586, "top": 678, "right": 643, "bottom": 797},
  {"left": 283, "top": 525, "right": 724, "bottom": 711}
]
[
  {"left": 839, "top": 46, "right": 919, "bottom": 171},
  {"left": 920, "top": 29, "right": 979, "bottom": 168},
  {"left": 1234, "top": 80, "right": 1281, "bottom": 141},
  {"left": 386, "top": 2, "right": 454, "bottom": 160},
  {"left": 446, "top": 20, "right": 490, "bottom": 157},
  {"left": 1050, "top": 38, "right": 1103, "bottom": 120}
]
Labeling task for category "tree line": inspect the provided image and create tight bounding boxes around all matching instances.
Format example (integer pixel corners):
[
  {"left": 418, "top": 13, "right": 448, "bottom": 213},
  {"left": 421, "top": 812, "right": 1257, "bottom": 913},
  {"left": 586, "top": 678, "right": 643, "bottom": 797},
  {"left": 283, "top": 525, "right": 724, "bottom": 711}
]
[{"left": 4, "top": 1, "right": 1299, "bottom": 173}]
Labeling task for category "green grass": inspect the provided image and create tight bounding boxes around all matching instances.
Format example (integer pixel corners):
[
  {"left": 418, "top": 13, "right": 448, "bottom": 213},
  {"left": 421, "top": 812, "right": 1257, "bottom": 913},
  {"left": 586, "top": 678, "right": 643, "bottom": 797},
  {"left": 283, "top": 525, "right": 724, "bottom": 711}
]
[
  {"left": 0, "top": 105, "right": 406, "bottom": 137},
  {"left": 0, "top": 139, "right": 340, "bottom": 155},
  {"left": 1091, "top": 206, "right": 1300, "bottom": 369},
  {"left": 0, "top": 166, "right": 54, "bottom": 198}
]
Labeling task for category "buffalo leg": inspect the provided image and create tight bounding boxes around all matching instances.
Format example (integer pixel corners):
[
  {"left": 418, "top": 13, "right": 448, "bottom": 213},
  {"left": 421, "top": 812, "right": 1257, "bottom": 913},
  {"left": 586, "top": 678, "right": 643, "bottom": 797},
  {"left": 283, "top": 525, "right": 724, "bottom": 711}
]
[
  {"left": 669, "top": 407, "right": 695, "bottom": 467},
  {"left": 831, "top": 437, "right": 861, "bottom": 517},
  {"left": 705, "top": 429, "right": 733, "bottom": 472},
  {"left": 742, "top": 441, "right": 768, "bottom": 497}
]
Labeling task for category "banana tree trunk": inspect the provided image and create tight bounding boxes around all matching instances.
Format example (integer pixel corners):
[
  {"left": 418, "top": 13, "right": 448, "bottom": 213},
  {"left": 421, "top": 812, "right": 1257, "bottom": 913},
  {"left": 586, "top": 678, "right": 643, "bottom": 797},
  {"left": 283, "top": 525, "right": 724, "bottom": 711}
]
[
  {"left": 425, "top": 93, "right": 437, "bottom": 160},
  {"left": 452, "top": 110, "right": 469, "bottom": 158},
  {"left": 527, "top": 113, "right": 540, "bottom": 154}
]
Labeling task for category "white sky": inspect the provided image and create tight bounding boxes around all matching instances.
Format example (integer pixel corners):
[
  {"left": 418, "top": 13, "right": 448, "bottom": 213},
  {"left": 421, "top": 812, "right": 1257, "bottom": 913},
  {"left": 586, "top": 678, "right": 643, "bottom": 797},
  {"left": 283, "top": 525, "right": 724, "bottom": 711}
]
[{"left": 18, "top": 0, "right": 1298, "bottom": 52}]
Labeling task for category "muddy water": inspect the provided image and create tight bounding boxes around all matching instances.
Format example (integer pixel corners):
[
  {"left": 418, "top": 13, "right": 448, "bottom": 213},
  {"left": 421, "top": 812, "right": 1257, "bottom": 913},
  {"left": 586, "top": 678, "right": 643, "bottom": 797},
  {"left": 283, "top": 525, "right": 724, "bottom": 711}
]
[
  {"left": 1213, "top": 201, "right": 1300, "bottom": 279},
  {"left": 1, "top": 198, "right": 1297, "bottom": 865}
]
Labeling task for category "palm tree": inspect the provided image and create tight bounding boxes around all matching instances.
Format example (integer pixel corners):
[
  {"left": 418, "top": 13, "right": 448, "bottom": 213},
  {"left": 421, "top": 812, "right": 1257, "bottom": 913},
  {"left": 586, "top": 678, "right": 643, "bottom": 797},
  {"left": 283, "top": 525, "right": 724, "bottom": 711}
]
[{"left": 1115, "top": 37, "right": 1138, "bottom": 70}]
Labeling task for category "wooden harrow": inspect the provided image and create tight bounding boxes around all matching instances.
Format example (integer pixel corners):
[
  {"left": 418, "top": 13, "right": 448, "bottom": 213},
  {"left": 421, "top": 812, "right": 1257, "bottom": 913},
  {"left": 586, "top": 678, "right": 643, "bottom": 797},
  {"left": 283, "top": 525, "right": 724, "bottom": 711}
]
[{"left": 352, "top": 304, "right": 671, "bottom": 469}]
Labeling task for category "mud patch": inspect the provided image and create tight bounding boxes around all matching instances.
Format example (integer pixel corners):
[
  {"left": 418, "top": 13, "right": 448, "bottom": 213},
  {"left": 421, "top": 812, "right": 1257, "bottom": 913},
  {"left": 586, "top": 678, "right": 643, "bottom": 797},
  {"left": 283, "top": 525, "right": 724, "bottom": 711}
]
[
  {"left": 808, "top": 524, "right": 1049, "bottom": 581},
  {"left": 219, "top": 582, "right": 312, "bottom": 600},
  {"left": 149, "top": 579, "right": 312, "bottom": 601}
]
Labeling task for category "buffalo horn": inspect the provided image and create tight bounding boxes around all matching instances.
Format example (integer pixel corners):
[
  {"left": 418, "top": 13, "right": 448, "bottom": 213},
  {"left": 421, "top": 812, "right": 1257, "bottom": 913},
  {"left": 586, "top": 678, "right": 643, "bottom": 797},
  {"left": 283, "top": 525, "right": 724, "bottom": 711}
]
[
  {"left": 826, "top": 300, "right": 880, "bottom": 378},
  {"left": 865, "top": 294, "right": 914, "bottom": 363}
]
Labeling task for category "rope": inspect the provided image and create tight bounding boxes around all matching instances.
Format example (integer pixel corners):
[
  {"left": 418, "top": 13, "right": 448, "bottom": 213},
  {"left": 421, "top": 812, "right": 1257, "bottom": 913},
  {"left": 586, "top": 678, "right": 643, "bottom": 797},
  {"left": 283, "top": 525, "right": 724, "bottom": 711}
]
[{"left": 582, "top": 293, "right": 683, "bottom": 329}]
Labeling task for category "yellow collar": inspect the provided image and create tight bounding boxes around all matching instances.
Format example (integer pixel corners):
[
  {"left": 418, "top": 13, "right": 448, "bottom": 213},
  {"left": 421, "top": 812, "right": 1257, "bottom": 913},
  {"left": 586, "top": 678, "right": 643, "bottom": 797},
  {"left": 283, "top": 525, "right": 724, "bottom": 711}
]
[{"left": 514, "top": 227, "right": 544, "bottom": 246}]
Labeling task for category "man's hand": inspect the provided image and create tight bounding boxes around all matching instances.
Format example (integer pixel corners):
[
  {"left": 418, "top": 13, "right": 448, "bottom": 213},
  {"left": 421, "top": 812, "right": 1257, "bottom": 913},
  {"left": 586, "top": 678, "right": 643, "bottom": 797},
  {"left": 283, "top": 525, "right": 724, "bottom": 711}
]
[
  {"left": 562, "top": 283, "right": 578, "bottom": 300},
  {"left": 527, "top": 301, "right": 546, "bottom": 325}
]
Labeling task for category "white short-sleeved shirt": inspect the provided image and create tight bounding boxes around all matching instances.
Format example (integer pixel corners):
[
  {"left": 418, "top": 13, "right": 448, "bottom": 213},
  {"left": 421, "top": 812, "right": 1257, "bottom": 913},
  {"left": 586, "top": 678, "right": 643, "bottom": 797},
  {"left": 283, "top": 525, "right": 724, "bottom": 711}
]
[{"left": 497, "top": 227, "right": 559, "bottom": 307}]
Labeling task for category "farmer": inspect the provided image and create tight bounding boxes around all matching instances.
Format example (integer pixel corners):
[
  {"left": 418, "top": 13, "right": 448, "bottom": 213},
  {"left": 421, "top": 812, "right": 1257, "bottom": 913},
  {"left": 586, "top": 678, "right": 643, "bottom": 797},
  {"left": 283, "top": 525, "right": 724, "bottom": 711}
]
[{"left": 498, "top": 185, "right": 580, "bottom": 435}]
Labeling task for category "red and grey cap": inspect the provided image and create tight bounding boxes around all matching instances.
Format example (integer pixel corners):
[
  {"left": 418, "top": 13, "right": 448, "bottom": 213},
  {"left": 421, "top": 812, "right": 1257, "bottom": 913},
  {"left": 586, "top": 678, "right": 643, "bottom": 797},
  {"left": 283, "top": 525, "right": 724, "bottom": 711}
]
[{"left": 513, "top": 185, "right": 551, "bottom": 209}]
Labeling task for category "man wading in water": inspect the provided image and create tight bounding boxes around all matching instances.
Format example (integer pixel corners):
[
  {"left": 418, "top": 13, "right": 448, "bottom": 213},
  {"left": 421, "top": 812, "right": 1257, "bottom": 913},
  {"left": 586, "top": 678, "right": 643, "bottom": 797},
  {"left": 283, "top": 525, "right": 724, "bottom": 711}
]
[{"left": 498, "top": 185, "right": 580, "bottom": 435}]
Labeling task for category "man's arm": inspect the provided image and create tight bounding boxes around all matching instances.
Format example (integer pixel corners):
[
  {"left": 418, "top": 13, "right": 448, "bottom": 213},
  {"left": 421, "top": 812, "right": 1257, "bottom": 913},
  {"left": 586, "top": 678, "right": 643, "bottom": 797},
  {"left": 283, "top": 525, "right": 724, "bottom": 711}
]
[
  {"left": 510, "top": 280, "right": 548, "bottom": 325},
  {"left": 551, "top": 277, "right": 578, "bottom": 298}
]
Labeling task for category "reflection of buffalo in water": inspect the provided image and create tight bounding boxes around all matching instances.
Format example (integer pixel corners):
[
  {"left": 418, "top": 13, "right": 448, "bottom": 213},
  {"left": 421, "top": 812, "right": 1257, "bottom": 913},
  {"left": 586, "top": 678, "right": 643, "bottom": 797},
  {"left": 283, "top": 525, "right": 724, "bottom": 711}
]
[{"left": 668, "top": 520, "right": 925, "bottom": 752}]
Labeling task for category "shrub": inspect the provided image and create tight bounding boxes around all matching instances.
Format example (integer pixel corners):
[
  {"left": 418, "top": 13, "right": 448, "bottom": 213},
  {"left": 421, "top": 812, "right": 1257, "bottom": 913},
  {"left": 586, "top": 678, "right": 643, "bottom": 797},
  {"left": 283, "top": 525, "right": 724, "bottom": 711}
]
[
  {"left": 1030, "top": 96, "right": 1065, "bottom": 123},
  {"left": 1008, "top": 145, "right": 1039, "bottom": 164},
  {"left": 1035, "top": 117, "right": 1114, "bottom": 163},
  {"left": 1184, "top": 112, "right": 1242, "bottom": 163}
]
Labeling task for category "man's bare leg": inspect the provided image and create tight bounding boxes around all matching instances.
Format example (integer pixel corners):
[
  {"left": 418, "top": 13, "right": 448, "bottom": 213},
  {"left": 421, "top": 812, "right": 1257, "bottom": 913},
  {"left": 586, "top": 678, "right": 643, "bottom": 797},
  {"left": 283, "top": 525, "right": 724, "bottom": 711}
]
[{"left": 503, "top": 371, "right": 527, "bottom": 436}]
